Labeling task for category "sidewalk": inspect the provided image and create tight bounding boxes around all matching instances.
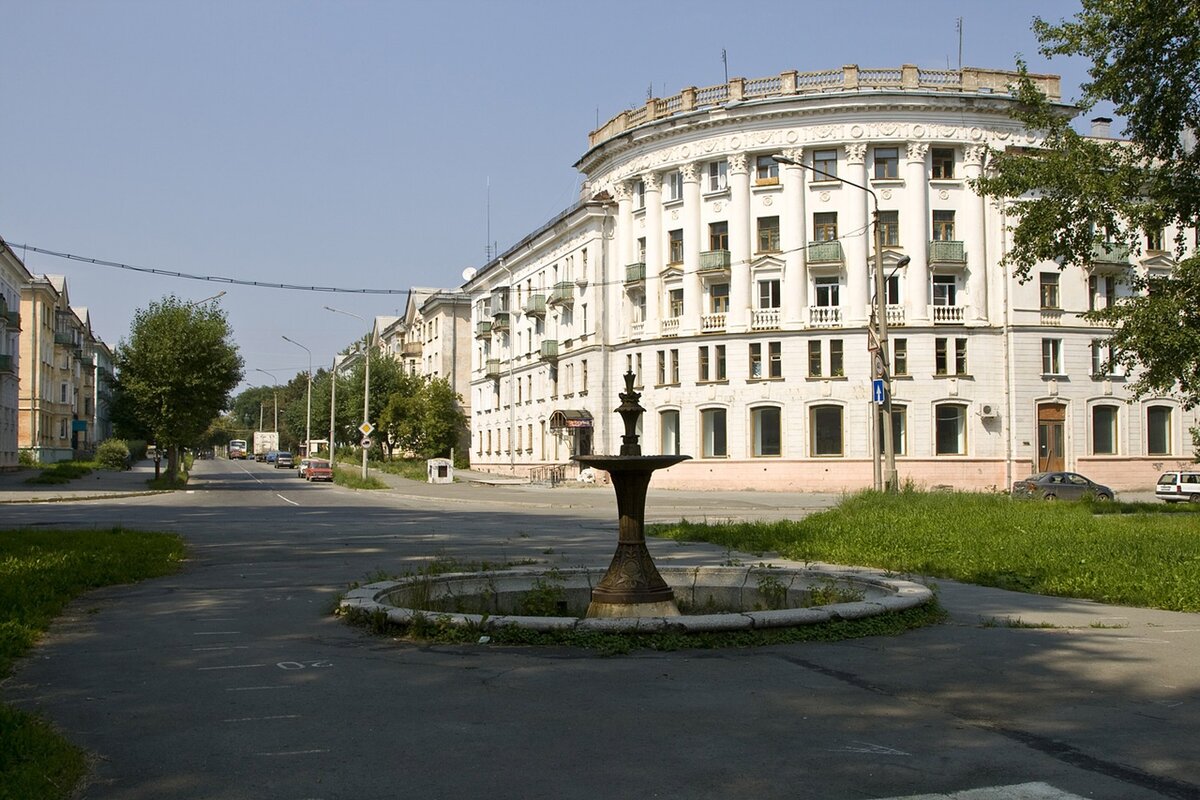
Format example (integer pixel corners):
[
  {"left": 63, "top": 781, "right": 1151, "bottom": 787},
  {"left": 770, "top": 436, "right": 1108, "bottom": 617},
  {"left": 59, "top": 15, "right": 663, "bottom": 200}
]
[{"left": 0, "top": 461, "right": 166, "bottom": 503}]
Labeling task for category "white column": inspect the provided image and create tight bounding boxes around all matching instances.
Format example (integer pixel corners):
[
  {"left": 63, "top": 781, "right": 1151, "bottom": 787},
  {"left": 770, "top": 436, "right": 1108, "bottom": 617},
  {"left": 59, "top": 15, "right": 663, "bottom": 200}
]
[
  {"left": 681, "top": 162, "right": 702, "bottom": 337},
  {"left": 780, "top": 147, "right": 806, "bottom": 328},
  {"left": 643, "top": 172, "right": 663, "bottom": 336},
  {"left": 904, "top": 142, "right": 930, "bottom": 323},
  {"left": 963, "top": 145, "right": 989, "bottom": 323},
  {"left": 727, "top": 153, "right": 751, "bottom": 332},
  {"left": 614, "top": 181, "right": 634, "bottom": 331},
  {"left": 842, "top": 143, "right": 870, "bottom": 326}
]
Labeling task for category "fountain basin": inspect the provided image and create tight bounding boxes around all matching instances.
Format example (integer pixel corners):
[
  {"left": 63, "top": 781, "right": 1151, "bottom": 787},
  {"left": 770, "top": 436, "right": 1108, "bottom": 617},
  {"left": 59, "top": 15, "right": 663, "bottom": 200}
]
[{"left": 339, "top": 565, "right": 932, "bottom": 634}]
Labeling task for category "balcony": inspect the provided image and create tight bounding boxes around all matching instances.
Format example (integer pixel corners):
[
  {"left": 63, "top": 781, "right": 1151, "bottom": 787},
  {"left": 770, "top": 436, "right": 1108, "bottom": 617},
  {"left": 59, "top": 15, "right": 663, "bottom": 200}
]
[
  {"left": 928, "top": 240, "right": 966, "bottom": 263},
  {"left": 401, "top": 341, "right": 422, "bottom": 357},
  {"left": 932, "top": 304, "right": 967, "bottom": 324},
  {"left": 54, "top": 332, "right": 75, "bottom": 346},
  {"left": 491, "top": 312, "right": 511, "bottom": 333},
  {"left": 625, "top": 262, "right": 646, "bottom": 284},
  {"left": 629, "top": 320, "right": 645, "bottom": 339},
  {"left": 524, "top": 294, "right": 546, "bottom": 317},
  {"left": 886, "top": 305, "right": 905, "bottom": 327},
  {"left": 548, "top": 281, "right": 575, "bottom": 306},
  {"left": 698, "top": 250, "right": 731, "bottom": 272},
  {"left": 661, "top": 317, "right": 681, "bottom": 337},
  {"left": 1040, "top": 308, "right": 1064, "bottom": 326},
  {"left": 700, "top": 312, "right": 727, "bottom": 333},
  {"left": 490, "top": 288, "right": 510, "bottom": 314},
  {"left": 1089, "top": 241, "right": 1131, "bottom": 267},
  {"left": 808, "top": 306, "right": 842, "bottom": 328},
  {"left": 807, "top": 241, "right": 844, "bottom": 264},
  {"left": 475, "top": 320, "right": 493, "bottom": 339},
  {"left": 751, "top": 308, "right": 780, "bottom": 330},
  {"left": 484, "top": 358, "right": 502, "bottom": 379},
  {"left": 539, "top": 340, "right": 559, "bottom": 361}
]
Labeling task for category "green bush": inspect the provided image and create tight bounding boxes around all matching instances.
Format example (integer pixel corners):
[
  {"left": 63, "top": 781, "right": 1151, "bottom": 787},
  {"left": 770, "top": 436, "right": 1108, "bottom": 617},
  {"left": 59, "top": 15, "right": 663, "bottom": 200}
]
[{"left": 95, "top": 439, "right": 131, "bottom": 471}]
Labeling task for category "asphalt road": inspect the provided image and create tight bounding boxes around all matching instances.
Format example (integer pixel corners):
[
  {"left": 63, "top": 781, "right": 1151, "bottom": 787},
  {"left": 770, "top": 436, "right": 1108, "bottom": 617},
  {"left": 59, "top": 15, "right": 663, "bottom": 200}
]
[{"left": 3, "top": 458, "right": 1198, "bottom": 800}]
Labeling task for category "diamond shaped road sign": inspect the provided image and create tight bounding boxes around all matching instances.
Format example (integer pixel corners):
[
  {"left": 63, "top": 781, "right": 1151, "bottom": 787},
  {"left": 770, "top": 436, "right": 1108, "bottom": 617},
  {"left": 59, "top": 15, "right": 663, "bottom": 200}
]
[{"left": 358, "top": 422, "right": 374, "bottom": 436}]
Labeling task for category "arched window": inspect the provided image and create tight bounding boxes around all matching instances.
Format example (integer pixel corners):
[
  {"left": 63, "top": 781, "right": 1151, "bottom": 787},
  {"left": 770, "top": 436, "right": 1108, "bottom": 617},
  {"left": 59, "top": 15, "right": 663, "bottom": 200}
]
[{"left": 700, "top": 407, "right": 727, "bottom": 458}]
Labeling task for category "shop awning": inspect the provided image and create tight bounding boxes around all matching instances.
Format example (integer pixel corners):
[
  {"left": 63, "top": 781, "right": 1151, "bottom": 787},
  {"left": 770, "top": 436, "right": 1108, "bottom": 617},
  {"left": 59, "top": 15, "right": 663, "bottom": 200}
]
[{"left": 549, "top": 409, "right": 593, "bottom": 430}]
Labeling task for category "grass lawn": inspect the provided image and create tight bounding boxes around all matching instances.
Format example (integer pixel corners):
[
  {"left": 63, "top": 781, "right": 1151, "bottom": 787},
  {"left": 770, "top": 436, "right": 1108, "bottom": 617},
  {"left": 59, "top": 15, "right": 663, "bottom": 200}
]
[
  {"left": 653, "top": 490, "right": 1200, "bottom": 612},
  {"left": 0, "top": 528, "right": 185, "bottom": 800}
]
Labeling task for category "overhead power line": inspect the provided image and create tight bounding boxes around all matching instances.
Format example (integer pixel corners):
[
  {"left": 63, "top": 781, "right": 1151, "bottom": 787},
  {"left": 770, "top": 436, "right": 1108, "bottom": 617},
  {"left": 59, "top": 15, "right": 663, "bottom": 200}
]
[{"left": 10, "top": 242, "right": 407, "bottom": 295}]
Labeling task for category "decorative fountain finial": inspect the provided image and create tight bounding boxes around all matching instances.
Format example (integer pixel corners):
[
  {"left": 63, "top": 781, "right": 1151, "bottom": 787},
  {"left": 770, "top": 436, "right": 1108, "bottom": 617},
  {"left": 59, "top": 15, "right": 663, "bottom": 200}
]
[{"left": 616, "top": 370, "right": 643, "bottom": 456}]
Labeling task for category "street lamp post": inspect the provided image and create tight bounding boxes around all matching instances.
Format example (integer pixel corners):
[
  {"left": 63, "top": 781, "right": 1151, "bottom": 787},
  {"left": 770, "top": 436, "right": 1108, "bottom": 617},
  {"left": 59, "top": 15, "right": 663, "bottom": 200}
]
[
  {"left": 281, "top": 336, "right": 312, "bottom": 457},
  {"left": 325, "top": 307, "right": 371, "bottom": 480},
  {"left": 254, "top": 368, "right": 279, "bottom": 432},
  {"left": 773, "top": 153, "right": 899, "bottom": 492},
  {"left": 185, "top": 290, "right": 227, "bottom": 307}
]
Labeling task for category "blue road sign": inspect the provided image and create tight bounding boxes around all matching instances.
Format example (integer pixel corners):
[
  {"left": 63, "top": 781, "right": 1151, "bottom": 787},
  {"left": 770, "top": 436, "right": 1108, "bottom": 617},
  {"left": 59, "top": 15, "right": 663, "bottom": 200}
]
[{"left": 872, "top": 379, "right": 885, "bottom": 404}]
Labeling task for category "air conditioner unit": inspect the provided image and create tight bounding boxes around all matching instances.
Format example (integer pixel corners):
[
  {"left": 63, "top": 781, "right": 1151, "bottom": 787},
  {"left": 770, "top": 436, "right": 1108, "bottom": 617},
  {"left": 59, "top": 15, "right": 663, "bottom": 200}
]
[{"left": 978, "top": 403, "right": 999, "bottom": 420}]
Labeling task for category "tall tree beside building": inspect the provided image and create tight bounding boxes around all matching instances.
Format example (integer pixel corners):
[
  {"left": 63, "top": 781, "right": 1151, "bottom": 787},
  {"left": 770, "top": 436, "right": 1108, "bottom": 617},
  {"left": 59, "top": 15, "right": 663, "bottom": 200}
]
[
  {"left": 113, "top": 296, "right": 243, "bottom": 477},
  {"left": 975, "top": 1, "right": 1200, "bottom": 406}
]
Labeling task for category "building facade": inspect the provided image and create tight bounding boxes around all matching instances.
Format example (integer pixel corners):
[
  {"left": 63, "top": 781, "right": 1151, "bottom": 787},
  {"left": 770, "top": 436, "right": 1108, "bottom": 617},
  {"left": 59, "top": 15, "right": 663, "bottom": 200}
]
[
  {"left": 0, "top": 239, "right": 33, "bottom": 469},
  {"left": 464, "top": 65, "right": 1197, "bottom": 491}
]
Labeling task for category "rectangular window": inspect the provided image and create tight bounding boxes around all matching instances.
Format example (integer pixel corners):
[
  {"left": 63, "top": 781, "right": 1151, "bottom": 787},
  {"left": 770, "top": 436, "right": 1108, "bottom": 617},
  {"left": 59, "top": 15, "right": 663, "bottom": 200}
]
[
  {"left": 715, "top": 344, "right": 726, "bottom": 380},
  {"left": 768, "top": 341, "right": 782, "bottom": 378},
  {"left": 1041, "top": 338, "right": 1063, "bottom": 375},
  {"left": 699, "top": 346, "right": 710, "bottom": 382},
  {"left": 893, "top": 338, "right": 908, "bottom": 376},
  {"left": 757, "top": 216, "right": 781, "bottom": 252},
  {"left": 935, "top": 405, "right": 966, "bottom": 455},
  {"left": 758, "top": 279, "right": 781, "bottom": 309},
  {"left": 1147, "top": 406, "right": 1172, "bottom": 455},
  {"left": 750, "top": 343, "right": 763, "bottom": 379},
  {"left": 710, "top": 283, "right": 729, "bottom": 313},
  {"left": 810, "top": 405, "right": 844, "bottom": 456},
  {"left": 581, "top": 360, "right": 588, "bottom": 393},
  {"left": 665, "top": 170, "right": 683, "bottom": 201},
  {"left": 670, "top": 348, "right": 679, "bottom": 384},
  {"left": 702, "top": 408, "right": 728, "bottom": 457},
  {"left": 931, "top": 148, "right": 955, "bottom": 179},
  {"left": 935, "top": 337, "right": 968, "bottom": 376},
  {"left": 813, "top": 212, "right": 838, "bottom": 242},
  {"left": 1039, "top": 272, "right": 1061, "bottom": 309},
  {"left": 1088, "top": 275, "right": 1118, "bottom": 311},
  {"left": 812, "top": 149, "right": 838, "bottom": 181},
  {"left": 932, "top": 210, "right": 956, "bottom": 241},
  {"left": 874, "top": 147, "right": 899, "bottom": 179},
  {"left": 636, "top": 237, "right": 647, "bottom": 262},
  {"left": 814, "top": 276, "right": 840, "bottom": 307},
  {"left": 669, "top": 288, "right": 684, "bottom": 318},
  {"left": 1092, "top": 406, "right": 1118, "bottom": 455},
  {"left": 660, "top": 410, "right": 680, "bottom": 455},
  {"left": 1146, "top": 229, "right": 1165, "bottom": 252},
  {"left": 755, "top": 155, "right": 779, "bottom": 185},
  {"left": 828, "top": 340, "right": 843, "bottom": 377},
  {"left": 709, "top": 221, "right": 729, "bottom": 251},
  {"left": 656, "top": 350, "right": 666, "bottom": 385},
  {"left": 808, "top": 340, "right": 823, "bottom": 377},
  {"left": 878, "top": 210, "right": 899, "bottom": 246},
  {"left": 931, "top": 274, "right": 957, "bottom": 306},
  {"left": 885, "top": 274, "right": 901, "bottom": 305},
  {"left": 882, "top": 407, "right": 907, "bottom": 456},
  {"left": 955, "top": 337, "right": 968, "bottom": 375},
  {"left": 634, "top": 353, "right": 643, "bottom": 386},
  {"left": 752, "top": 407, "right": 782, "bottom": 457},
  {"left": 1091, "top": 340, "right": 1117, "bottom": 376},
  {"left": 668, "top": 229, "right": 684, "bottom": 264},
  {"left": 634, "top": 180, "right": 645, "bottom": 209},
  {"left": 707, "top": 160, "right": 728, "bottom": 192}
]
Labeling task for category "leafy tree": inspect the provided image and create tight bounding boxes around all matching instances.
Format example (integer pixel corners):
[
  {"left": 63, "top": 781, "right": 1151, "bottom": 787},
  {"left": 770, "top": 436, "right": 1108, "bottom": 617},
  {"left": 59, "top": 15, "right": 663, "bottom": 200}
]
[
  {"left": 112, "top": 295, "right": 243, "bottom": 477},
  {"left": 336, "top": 348, "right": 408, "bottom": 458},
  {"left": 975, "top": 1, "right": 1200, "bottom": 406}
]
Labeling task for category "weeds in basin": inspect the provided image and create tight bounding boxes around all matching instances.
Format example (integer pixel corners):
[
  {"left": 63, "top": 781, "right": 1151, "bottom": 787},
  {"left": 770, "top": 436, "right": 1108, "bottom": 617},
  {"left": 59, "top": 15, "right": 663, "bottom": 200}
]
[
  {"left": 754, "top": 573, "right": 788, "bottom": 610},
  {"left": 980, "top": 616, "right": 1061, "bottom": 629},
  {"left": 805, "top": 580, "right": 865, "bottom": 607},
  {"left": 518, "top": 569, "right": 567, "bottom": 616},
  {"left": 1089, "top": 620, "right": 1128, "bottom": 629}
]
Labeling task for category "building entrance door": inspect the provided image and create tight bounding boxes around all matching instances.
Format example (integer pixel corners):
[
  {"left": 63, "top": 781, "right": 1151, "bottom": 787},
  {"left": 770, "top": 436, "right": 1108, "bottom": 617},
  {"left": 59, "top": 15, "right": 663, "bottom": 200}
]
[{"left": 1037, "top": 403, "right": 1066, "bottom": 472}]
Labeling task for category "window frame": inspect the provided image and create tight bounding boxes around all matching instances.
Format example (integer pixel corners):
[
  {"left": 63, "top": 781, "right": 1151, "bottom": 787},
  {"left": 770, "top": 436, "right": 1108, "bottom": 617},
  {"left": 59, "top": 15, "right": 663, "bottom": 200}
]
[
  {"left": 1039, "top": 272, "right": 1061, "bottom": 310},
  {"left": 809, "top": 404, "right": 844, "bottom": 457},
  {"left": 1091, "top": 404, "right": 1119, "bottom": 455},
  {"left": 707, "top": 160, "right": 728, "bottom": 193},
  {"left": 873, "top": 147, "right": 900, "bottom": 179},
  {"left": 1146, "top": 405, "right": 1173, "bottom": 455},
  {"left": 700, "top": 407, "right": 728, "bottom": 458},
  {"left": 878, "top": 210, "right": 899, "bottom": 246},
  {"left": 934, "top": 403, "right": 968, "bottom": 456},
  {"left": 660, "top": 409, "right": 681, "bottom": 456},
  {"left": 812, "top": 149, "right": 838, "bottom": 181},
  {"left": 930, "top": 148, "right": 955, "bottom": 179},
  {"left": 751, "top": 405, "right": 783, "bottom": 457},
  {"left": 757, "top": 216, "right": 781, "bottom": 253}
]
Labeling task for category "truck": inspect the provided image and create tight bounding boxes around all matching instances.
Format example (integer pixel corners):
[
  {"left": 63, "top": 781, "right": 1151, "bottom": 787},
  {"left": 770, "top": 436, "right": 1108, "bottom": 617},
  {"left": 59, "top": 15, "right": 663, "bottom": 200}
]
[{"left": 253, "top": 431, "right": 279, "bottom": 461}]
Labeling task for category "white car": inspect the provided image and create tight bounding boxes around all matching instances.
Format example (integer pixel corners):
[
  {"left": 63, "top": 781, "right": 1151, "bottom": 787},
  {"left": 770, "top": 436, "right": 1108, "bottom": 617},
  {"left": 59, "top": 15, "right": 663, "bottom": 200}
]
[{"left": 1155, "top": 471, "right": 1200, "bottom": 503}]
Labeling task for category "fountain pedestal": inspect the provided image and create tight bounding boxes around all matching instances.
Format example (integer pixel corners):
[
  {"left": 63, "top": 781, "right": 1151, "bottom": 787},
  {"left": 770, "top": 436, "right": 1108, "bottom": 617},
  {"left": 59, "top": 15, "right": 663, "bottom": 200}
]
[{"left": 573, "top": 371, "right": 691, "bottom": 618}]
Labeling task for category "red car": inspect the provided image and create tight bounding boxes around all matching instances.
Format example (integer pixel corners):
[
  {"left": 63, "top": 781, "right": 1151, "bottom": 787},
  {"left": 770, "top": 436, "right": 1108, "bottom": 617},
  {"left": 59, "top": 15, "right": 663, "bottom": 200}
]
[{"left": 306, "top": 459, "right": 333, "bottom": 482}]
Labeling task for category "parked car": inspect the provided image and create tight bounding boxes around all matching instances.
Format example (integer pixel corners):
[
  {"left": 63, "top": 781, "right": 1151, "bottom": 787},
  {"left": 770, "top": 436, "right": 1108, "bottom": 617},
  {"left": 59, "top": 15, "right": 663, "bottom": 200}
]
[
  {"left": 1011, "top": 472, "right": 1114, "bottom": 501},
  {"left": 274, "top": 451, "right": 294, "bottom": 469},
  {"left": 306, "top": 459, "right": 333, "bottom": 482},
  {"left": 297, "top": 458, "right": 312, "bottom": 479},
  {"left": 1155, "top": 471, "right": 1200, "bottom": 503},
  {"left": 265, "top": 450, "right": 278, "bottom": 464}
]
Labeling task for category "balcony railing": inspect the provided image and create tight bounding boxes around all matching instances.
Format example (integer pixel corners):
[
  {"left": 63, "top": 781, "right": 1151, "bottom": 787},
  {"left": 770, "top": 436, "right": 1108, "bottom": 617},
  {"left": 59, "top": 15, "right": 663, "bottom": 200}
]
[
  {"left": 928, "top": 240, "right": 966, "bottom": 263},
  {"left": 751, "top": 308, "right": 781, "bottom": 330},
  {"left": 484, "top": 358, "right": 502, "bottom": 379},
  {"left": 629, "top": 320, "right": 645, "bottom": 338},
  {"left": 661, "top": 317, "right": 681, "bottom": 337},
  {"left": 625, "top": 262, "right": 646, "bottom": 283},
  {"left": 548, "top": 281, "right": 575, "bottom": 306},
  {"left": 524, "top": 294, "right": 546, "bottom": 316},
  {"left": 699, "top": 250, "right": 731, "bottom": 271},
  {"left": 54, "top": 332, "right": 75, "bottom": 346},
  {"left": 932, "top": 304, "right": 966, "bottom": 324},
  {"left": 475, "top": 321, "right": 492, "bottom": 339},
  {"left": 809, "top": 306, "right": 842, "bottom": 327},
  {"left": 1040, "top": 309, "right": 1064, "bottom": 326},
  {"left": 490, "top": 288, "right": 509, "bottom": 314},
  {"left": 886, "top": 305, "right": 905, "bottom": 326},
  {"left": 807, "top": 241, "right": 844, "bottom": 264},
  {"left": 700, "top": 312, "right": 727, "bottom": 332},
  {"left": 492, "top": 312, "right": 511, "bottom": 333},
  {"left": 1090, "top": 241, "right": 1131, "bottom": 266},
  {"left": 539, "top": 340, "right": 559, "bottom": 361}
]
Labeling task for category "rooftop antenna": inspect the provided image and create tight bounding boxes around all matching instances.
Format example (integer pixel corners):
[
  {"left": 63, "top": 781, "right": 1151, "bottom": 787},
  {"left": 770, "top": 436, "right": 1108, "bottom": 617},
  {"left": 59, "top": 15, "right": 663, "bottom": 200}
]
[
  {"left": 485, "top": 177, "right": 493, "bottom": 263},
  {"left": 722, "top": 48, "right": 728, "bottom": 84},
  {"left": 956, "top": 17, "right": 963, "bottom": 70}
]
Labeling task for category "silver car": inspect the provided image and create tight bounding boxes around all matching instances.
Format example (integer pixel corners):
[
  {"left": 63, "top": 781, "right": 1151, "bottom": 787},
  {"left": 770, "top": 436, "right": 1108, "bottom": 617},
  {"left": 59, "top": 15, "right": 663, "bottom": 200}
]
[
  {"left": 274, "top": 451, "right": 294, "bottom": 469},
  {"left": 1011, "top": 472, "right": 1114, "bottom": 501}
]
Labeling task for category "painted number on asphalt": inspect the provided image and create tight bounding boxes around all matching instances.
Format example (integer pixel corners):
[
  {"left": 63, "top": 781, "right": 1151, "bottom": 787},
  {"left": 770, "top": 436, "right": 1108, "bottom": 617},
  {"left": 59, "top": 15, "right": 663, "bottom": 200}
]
[{"left": 276, "top": 660, "right": 333, "bottom": 670}]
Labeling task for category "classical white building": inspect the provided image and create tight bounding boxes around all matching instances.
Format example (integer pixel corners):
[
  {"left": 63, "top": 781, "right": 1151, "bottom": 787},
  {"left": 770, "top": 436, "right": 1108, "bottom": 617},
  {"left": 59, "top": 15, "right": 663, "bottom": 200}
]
[{"left": 463, "top": 65, "right": 1197, "bottom": 492}]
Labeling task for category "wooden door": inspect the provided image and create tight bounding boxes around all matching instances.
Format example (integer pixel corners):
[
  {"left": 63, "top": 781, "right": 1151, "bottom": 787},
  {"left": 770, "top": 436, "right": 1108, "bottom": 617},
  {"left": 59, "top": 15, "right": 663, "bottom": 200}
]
[{"left": 1037, "top": 403, "right": 1066, "bottom": 472}]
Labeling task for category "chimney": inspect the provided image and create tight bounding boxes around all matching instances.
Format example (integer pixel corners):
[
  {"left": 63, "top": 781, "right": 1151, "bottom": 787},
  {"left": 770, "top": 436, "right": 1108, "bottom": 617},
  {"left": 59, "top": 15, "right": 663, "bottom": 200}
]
[{"left": 1090, "top": 117, "right": 1113, "bottom": 138}]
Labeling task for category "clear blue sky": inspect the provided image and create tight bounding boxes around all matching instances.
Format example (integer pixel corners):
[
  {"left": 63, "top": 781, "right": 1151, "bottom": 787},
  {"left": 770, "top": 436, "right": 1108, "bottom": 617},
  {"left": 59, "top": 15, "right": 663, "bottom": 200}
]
[{"left": 1, "top": 0, "right": 1100, "bottom": 391}]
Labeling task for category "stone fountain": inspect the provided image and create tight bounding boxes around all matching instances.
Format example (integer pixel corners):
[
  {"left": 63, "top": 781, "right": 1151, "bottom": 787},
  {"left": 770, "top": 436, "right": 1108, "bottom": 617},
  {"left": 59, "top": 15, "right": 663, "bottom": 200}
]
[{"left": 572, "top": 371, "right": 690, "bottom": 618}]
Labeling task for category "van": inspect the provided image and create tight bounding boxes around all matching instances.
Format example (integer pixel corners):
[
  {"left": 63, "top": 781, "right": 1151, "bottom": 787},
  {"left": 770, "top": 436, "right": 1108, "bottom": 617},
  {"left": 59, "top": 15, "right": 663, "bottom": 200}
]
[{"left": 1155, "top": 471, "right": 1200, "bottom": 503}]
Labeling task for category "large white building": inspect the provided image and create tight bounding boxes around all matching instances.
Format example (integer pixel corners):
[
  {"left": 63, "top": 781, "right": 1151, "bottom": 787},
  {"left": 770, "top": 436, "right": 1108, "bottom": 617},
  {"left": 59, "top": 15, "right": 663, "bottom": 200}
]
[{"left": 461, "top": 65, "right": 1197, "bottom": 492}]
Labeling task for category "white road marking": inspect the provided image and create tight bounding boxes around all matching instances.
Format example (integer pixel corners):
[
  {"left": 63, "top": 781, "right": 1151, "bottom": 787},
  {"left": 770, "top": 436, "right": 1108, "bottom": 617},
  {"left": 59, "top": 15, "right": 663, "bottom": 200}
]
[
  {"left": 193, "top": 631, "right": 241, "bottom": 635},
  {"left": 197, "top": 664, "right": 267, "bottom": 671},
  {"left": 226, "top": 685, "right": 294, "bottom": 692},
  {"left": 826, "top": 741, "right": 912, "bottom": 756},
  {"left": 255, "top": 749, "right": 329, "bottom": 757},
  {"left": 277, "top": 494, "right": 300, "bottom": 506},
  {"left": 881, "top": 782, "right": 1087, "bottom": 799},
  {"left": 222, "top": 714, "right": 301, "bottom": 723},
  {"left": 192, "top": 645, "right": 249, "bottom": 652}
]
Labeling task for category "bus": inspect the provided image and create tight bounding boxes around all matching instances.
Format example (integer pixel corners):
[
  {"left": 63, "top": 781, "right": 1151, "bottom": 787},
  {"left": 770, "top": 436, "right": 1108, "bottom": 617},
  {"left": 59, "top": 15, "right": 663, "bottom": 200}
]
[{"left": 229, "top": 439, "right": 249, "bottom": 459}]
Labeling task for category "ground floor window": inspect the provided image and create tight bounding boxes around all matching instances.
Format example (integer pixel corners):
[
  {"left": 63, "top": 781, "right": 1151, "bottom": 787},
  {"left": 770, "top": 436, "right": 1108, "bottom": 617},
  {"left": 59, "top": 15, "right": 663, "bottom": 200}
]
[
  {"left": 660, "top": 410, "right": 680, "bottom": 455},
  {"left": 701, "top": 408, "right": 727, "bottom": 458},
  {"left": 878, "top": 406, "right": 907, "bottom": 456},
  {"left": 1092, "top": 405, "right": 1118, "bottom": 455},
  {"left": 935, "top": 404, "right": 966, "bottom": 455},
  {"left": 751, "top": 406, "right": 782, "bottom": 457},
  {"left": 1146, "top": 405, "right": 1172, "bottom": 455},
  {"left": 810, "top": 405, "right": 843, "bottom": 456}
]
